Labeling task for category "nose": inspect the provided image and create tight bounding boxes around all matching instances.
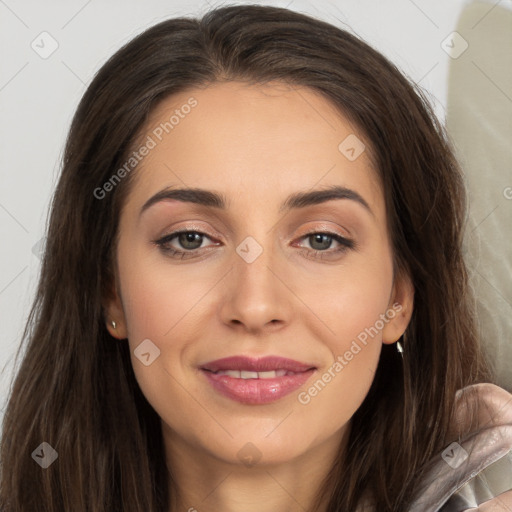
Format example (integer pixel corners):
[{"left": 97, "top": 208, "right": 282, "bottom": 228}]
[{"left": 218, "top": 237, "right": 292, "bottom": 334}]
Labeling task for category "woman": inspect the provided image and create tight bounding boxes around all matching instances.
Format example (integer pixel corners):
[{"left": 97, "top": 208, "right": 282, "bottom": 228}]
[{"left": 1, "top": 4, "right": 511, "bottom": 511}]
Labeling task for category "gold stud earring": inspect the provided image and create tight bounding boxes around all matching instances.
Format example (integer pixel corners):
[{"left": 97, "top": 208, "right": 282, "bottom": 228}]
[{"left": 111, "top": 320, "right": 117, "bottom": 329}]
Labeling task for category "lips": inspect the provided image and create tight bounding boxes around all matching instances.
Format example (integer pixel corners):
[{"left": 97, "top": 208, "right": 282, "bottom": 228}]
[
  {"left": 200, "top": 355, "right": 316, "bottom": 374},
  {"left": 200, "top": 356, "right": 317, "bottom": 404}
]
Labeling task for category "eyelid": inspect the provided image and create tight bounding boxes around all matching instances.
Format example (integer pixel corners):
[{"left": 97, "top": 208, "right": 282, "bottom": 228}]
[
  {"left": 154, "top": 222, "right": 350, "bottom": 245},
  {"left": 292, "top": 230, "right": 356, "bottom": 254},
  {"left": 156, "top": 222, "right": 221, "bottom": 240},
  {"left": 153, "top": 225, "right": 356, "bottom": 261},
  {"left": 296, "top": 220, "right": 353, "bottom": 239}
]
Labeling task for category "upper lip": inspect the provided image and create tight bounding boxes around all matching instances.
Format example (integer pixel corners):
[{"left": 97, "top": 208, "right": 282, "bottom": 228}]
[{"left": 200, "top": 356, "right": 316, "bottom": 373}]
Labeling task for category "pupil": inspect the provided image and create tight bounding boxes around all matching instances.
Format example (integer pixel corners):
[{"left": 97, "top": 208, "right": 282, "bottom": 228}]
[
  {"left": 180, "top": 232, "right": 202, "bottom": 249},
  {"left": 311, "top": 234, "right": 331, "bottom": 250}
]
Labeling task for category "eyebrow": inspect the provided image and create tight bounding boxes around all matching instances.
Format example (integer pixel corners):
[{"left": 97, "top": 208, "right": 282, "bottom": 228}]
[{"left": 139, "top": 184, "right": 373, "bottom": 218}]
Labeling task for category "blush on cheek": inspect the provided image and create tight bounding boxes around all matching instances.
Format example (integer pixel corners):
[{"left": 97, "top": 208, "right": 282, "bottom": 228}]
[
  {"left": 310, "top": 283, "right": 390, "bottom": 346},
  {"left": 118, "top": 260, "right": 201, "bottom": 340}
]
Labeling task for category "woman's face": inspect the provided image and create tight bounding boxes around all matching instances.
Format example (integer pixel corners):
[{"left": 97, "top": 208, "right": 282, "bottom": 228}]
[{"left": 106, "top": 81, "right": 413, "bottom": 467}]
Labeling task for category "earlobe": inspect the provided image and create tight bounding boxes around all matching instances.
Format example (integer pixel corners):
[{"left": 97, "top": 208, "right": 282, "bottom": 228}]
[
  {"left": 105, "top": 317, "right": 127, "bottom": 340},
  {"left": 103, "top": 281, "right": 128, "bottom": 340},
  {"left": 382, "top": 271, "right": 414, "bottom": 345}
]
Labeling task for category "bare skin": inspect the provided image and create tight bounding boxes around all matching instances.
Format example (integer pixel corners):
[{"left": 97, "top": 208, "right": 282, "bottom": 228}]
[{"left": 105, "top": 81, "right": 414, "bottom": 512}]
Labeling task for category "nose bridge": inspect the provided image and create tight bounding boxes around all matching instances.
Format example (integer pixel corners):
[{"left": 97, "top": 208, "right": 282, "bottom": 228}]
[
  {"left": 219, "top": 230, "right": 290, "bottom": 330},
  {"left": 233, "top": 232, "right": 280, "bottom": 296}
]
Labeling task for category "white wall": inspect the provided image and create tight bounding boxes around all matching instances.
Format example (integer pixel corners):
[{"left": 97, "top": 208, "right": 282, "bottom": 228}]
[{"left": 0, "top": 0, "right": 509, "bottom": 416}]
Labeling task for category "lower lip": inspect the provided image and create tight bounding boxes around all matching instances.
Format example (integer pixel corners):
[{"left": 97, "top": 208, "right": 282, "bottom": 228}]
[{"left": 201, "top": 369, "right": 316, "bottom": 404}]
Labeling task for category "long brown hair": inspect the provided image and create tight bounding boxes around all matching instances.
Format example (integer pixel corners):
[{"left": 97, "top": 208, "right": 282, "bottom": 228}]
[{"left": 0, "top": 4, "right": 492, "bottom": 511}]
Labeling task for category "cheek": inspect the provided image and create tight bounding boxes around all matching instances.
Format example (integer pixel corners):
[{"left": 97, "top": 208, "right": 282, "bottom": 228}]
[
  {"left": 293, "top": 276, "right": 392, "bottom": 434},
  {"left": 298, "top": 256, "right": 394, "bottom": 351},
  {"left": 116, "top": 246, "right": 223, "bottom": 410},
  {"left": 117, "top": 243, "right": 213, "bottom": 342},
  {"left": 292, "top": 257, "right": 393, "bottom": 417},
  {"left": 116, "top": 252, "right": 209, "bottom": 428}
]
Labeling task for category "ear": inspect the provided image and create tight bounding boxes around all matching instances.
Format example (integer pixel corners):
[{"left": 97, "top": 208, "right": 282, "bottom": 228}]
[
  {"left": 103, "top": 279, "right": 128, "bottom": 340},
  {"left": 382, "top": 268, "right": 414, "bottom": 344}
]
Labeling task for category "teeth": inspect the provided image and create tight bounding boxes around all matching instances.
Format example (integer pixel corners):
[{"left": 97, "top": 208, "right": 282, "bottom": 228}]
[
  {"left": 214, "top": 369, "right": 295, "bottom": 379},
  {"left": 223, "top": 370, "right": 241, "bottom": 378},
  {"left": 241, "top": 370, "right": 259, "bottom": 379},
  {"left": 259, "top": 371, "right": 278, "bottom": 379}
]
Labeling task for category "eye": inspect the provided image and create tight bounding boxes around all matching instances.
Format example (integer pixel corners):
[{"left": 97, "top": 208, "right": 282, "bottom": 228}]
[
  {"left": 153, "top": 229, "right": 356, "bottom": 260},
  {"left": 294, "top": 231, "right": 356, "bottom": 260},
  {"left": 154, "top": 230, "right": 218, "bottom": 259}
]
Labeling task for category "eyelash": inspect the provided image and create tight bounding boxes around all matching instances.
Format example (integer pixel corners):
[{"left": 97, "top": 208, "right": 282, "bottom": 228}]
[{"left": 153, "top": 229, "right": 356, "bottom": 261}]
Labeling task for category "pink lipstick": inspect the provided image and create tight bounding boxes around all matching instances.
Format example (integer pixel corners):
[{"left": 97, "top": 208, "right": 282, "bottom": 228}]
[{"left": 200, "top": 355, "right": 316, "bottom": 405}]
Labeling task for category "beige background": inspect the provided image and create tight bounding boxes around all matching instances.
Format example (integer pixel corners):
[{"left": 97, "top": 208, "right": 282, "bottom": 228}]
[{"left": 447, "top": 2, "right": 512, "bottom": 391}]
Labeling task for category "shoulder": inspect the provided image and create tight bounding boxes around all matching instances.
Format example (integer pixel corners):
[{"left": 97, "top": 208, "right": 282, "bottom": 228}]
[{"left": 408, "top": 383, "right": 512, "bottom": 512}]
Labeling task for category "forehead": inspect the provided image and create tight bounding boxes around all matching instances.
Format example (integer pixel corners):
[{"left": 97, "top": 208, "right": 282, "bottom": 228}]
[{"left": 124, "top": 80, "right": 384, "bottom": 218}]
